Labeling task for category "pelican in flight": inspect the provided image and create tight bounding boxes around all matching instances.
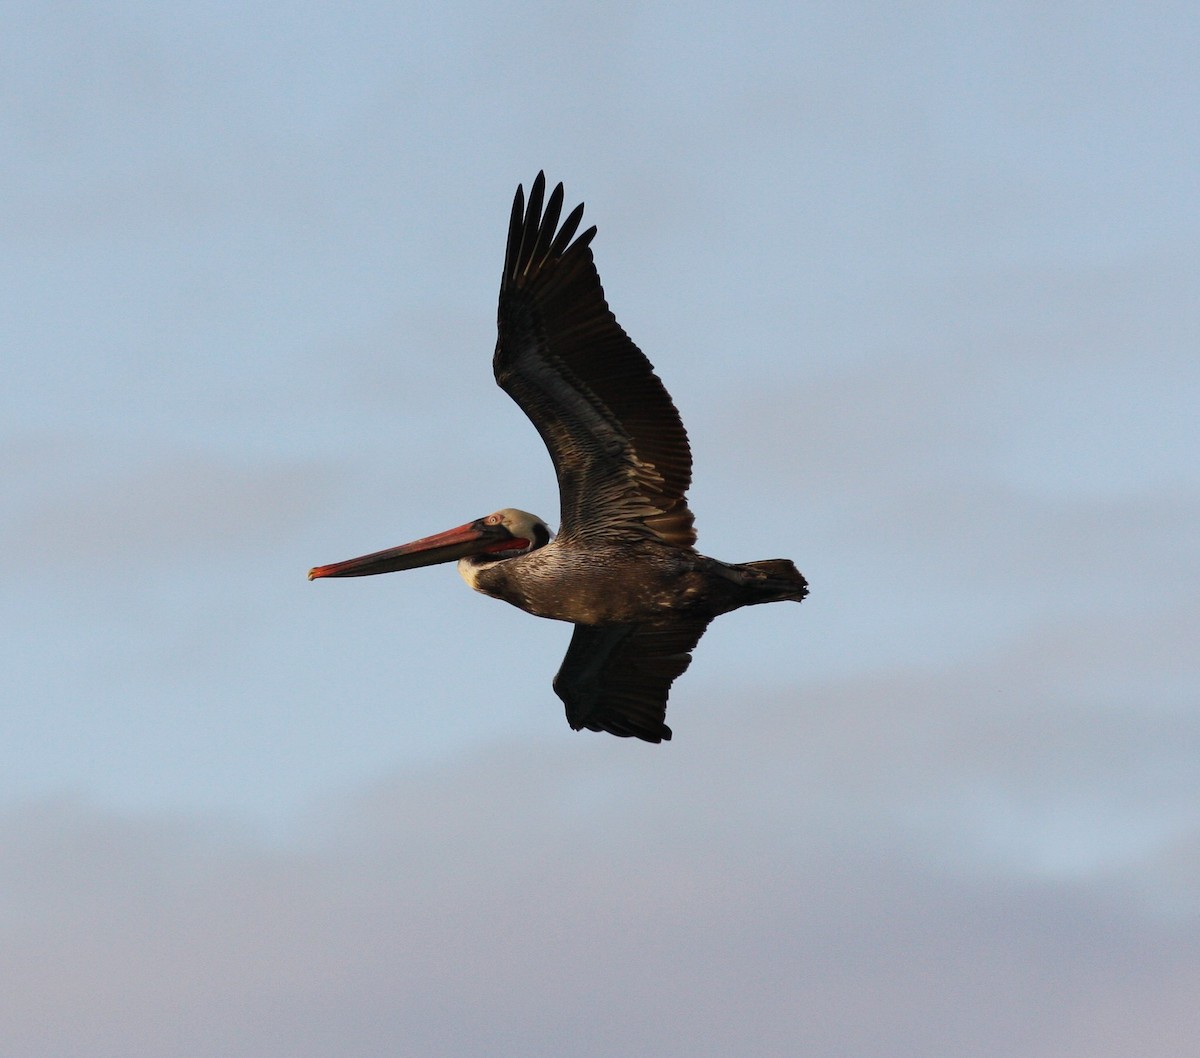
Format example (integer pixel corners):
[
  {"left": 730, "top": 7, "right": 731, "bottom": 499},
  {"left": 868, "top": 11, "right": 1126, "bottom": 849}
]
[{"left": 310, "top": 174, "right": 807, "bottom": 742}]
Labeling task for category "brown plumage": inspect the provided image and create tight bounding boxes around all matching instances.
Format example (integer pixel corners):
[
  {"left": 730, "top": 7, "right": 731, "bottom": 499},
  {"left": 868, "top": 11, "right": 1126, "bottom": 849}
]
[{"left": 310, "top": 174, "right": 808, "bottom": 742}]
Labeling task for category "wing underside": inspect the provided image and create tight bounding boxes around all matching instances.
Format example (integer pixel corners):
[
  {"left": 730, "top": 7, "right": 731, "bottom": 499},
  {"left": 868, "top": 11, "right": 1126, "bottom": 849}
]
[{"left": 553, "top": 617, "right": 712, "bottom": 742}]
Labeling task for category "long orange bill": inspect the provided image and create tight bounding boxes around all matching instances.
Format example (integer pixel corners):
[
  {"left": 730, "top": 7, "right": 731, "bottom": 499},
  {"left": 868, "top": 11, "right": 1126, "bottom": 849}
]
[{"left": 308, "top": 518, "right": 514, "bottom": 580}]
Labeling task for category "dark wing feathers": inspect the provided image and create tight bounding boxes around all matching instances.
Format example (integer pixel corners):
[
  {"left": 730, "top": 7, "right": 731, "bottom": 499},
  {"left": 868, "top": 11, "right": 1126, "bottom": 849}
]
[
  {"left": 553, "top": 618, "right": 712, "bottom": 742},
  {"left": 495, "top": 173, "right": 695, "bottom": 547}
]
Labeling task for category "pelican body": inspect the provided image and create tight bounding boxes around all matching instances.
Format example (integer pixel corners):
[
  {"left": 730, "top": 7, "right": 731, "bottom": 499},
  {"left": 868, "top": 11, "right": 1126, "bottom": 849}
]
[{"left": 310, "top": 175, "right": 808, "bottom": 742}]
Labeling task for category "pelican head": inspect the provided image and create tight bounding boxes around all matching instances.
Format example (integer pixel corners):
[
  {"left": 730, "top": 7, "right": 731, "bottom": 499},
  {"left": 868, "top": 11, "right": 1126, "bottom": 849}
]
[{"left": 308, "top": 508, "right": 552, "bottom": 581}]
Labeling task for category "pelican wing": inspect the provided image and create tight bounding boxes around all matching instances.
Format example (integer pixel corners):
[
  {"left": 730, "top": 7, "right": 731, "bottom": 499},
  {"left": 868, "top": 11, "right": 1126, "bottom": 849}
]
[
  {"left": 553, "top": 617, "right": 712, "bottom": 742},
  {"left": 494, "top": 173, "right": 695, "bottom": 548}
]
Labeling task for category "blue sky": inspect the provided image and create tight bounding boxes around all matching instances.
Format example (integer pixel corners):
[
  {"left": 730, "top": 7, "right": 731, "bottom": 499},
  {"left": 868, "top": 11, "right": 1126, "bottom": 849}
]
[{"left": 3, "top": 3, "right": 1199, "bottom": 1055}]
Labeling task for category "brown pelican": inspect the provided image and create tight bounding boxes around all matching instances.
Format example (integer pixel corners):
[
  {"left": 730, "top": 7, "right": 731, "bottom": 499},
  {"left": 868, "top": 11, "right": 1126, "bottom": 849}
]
[{"left": 310, "top": 174, "right": 807, "bottom": 742}]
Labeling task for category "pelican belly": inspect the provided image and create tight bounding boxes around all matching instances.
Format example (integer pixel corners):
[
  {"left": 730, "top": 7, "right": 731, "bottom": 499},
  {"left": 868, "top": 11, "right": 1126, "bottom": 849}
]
[{"left": 463, "top": 541, "right": 703, "bottom": 624}]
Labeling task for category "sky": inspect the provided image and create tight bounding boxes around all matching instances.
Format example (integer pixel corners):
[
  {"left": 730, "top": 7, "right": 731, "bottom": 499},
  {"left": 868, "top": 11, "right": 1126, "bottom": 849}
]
[{"left": 2, "top": 1, "right": 1198, "bottom": 1055}]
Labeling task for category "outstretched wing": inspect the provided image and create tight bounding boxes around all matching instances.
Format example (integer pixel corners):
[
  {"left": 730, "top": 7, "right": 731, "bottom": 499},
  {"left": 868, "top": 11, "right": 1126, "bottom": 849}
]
[
  {"left": 494, "top": 173, "right": 695, "bottom": 548},
  {"left": 553, "top": 617, "right": 712, "bottom": 742}
]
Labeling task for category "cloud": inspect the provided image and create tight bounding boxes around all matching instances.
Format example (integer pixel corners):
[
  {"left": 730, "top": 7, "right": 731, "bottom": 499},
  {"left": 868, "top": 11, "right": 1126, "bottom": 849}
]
[{"left": 1, "top": 699, "right": 1197, "bottom": 1058}]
